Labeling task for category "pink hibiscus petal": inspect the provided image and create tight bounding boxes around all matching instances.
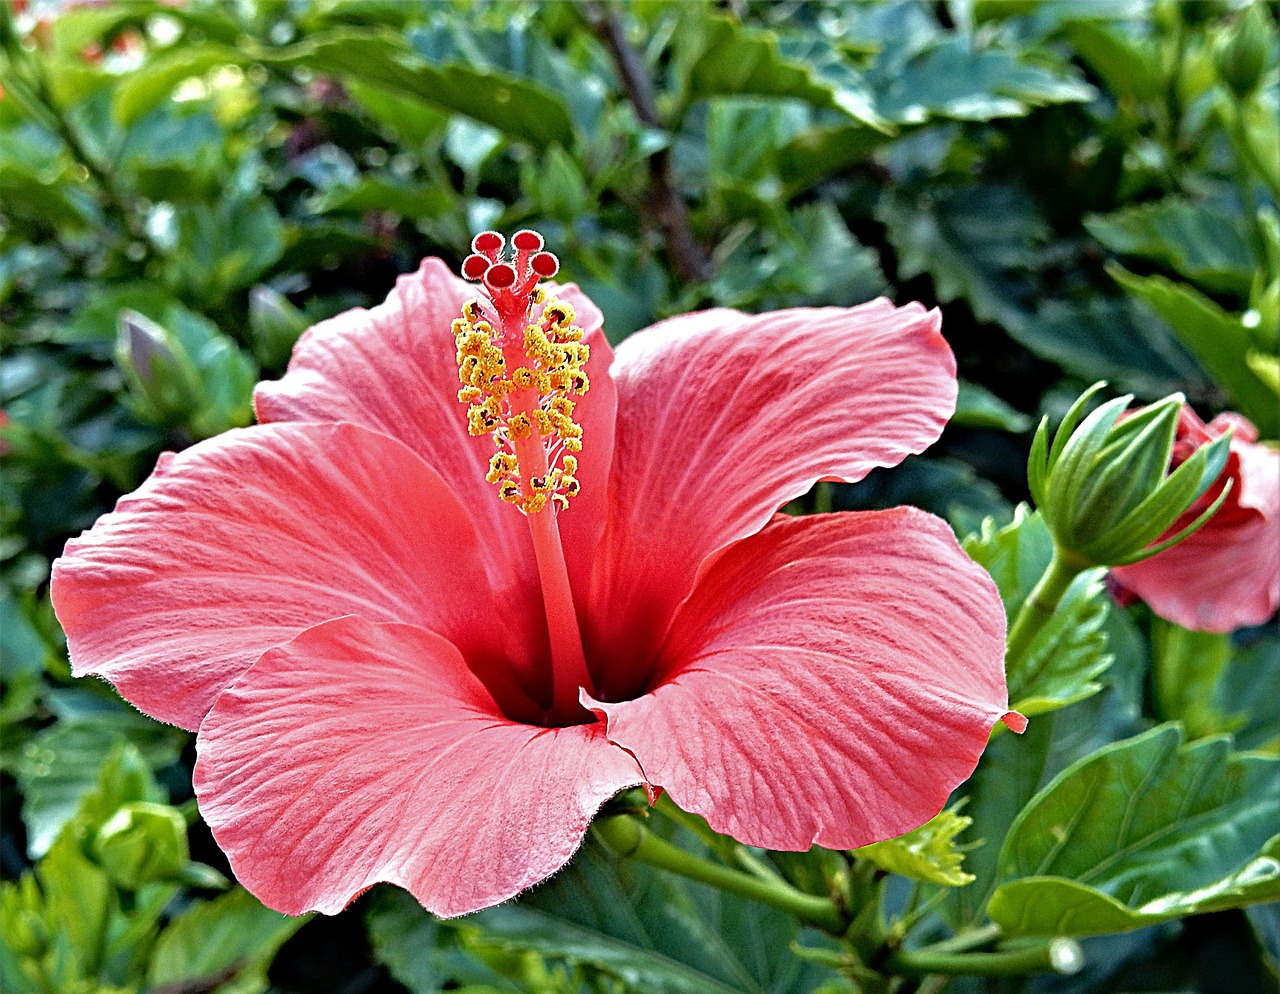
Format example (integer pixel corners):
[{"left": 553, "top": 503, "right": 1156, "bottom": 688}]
[
  {"left": 194, "top": 616, "right": 644, "bottom": 918},
  {"left": 51, "top": 422, "right": 547, "bottom": 731},
  {"left": 253, "top": 259, "right": 613, "bottom": 580},
  {"left": 587, "top": 301, "right": 956, "bottom": 684},
  {"left": 589, "top": 508, "right": 1010, "bottom": 852},
  {"left": 1112, "top": 411, "right": 1279, "bottom": 632},
  {"left": 1110, "top": 514, "right": 1279, "bottom": 632}
]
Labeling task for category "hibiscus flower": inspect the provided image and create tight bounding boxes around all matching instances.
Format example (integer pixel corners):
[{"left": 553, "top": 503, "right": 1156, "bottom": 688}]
[
  {"left": 1112, "top": 405, "right": 1279, "bottom": 632},
  {"left": 51, "top": 232, "right": 1017, "bottom": 918}
]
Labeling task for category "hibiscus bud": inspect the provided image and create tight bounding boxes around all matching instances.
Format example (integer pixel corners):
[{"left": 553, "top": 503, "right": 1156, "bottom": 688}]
[
  {"left": 91, "top": 802, "right": 189, "bottom": 890},
  {"left": 1213, "top": 3, "right": 1271, "bottom": 100},
  {"left": 116, "top": 310, "right": 204, "bottom": 425},
  {"left": 0, "top": 880, "right": 48, "bottom": 959},
  {"left": 1028, "top": 383, "right": 1232, "bottom": 567},
  {"left": 248, "top": 285, "right": 309, "bottom": 369}
]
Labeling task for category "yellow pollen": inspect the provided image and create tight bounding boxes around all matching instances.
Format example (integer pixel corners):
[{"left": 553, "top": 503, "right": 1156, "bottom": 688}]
[{"left": 453, "top": 291, "right": 591, "bottom": 514}]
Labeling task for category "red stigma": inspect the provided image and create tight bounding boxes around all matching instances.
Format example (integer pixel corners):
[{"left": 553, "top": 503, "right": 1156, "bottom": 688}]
[{"left": 460, "top": 229, "right": 561, "bottom": 332}]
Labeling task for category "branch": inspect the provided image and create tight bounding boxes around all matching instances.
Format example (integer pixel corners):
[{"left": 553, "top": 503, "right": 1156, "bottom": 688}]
[{"left": 586, "top": 2, "right": 711, "bottom": 285}]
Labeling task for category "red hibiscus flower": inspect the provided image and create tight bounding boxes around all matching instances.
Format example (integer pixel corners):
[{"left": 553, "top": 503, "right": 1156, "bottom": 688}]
[
  {"left": 52, "top": 232, "right": 1017, "bottom": 918},
  {"left": 1112, "top": 405, "right": 1279, "bottom": 632}
]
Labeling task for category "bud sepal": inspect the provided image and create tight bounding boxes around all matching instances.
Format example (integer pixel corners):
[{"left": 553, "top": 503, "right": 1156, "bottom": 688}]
[{"left": 1028, "top": 383, "right": 1233, "bottom": 568}]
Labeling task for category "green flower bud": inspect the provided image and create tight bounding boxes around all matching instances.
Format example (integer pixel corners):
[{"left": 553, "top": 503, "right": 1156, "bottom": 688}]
[
  {"left": 1214, "top": 3, "right": 1272, "bottom": 100},
  {"left": 249, "top": 285, "right": 309, "bottom": 369},
  {"left": 91, "top": 802, "right": 189, "bottom": 890},
  {"left": 1028, "top": 384, "right": 1232, "bottom": 568},
  {"left": 115, "top": 310, "right": 204, "bottom": 425},
  {"left": 0, "top": 878, "right": 49, "bottom": 959}
]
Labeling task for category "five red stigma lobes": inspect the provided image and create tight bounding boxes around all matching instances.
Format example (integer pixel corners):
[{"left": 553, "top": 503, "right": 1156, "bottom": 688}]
[{"left": 455, "top": 230, "right": 590, "bottom": 515}]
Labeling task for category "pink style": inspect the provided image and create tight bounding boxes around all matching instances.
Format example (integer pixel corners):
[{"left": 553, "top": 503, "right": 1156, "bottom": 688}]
[
  {"left": 51, "top": 232, "right": 1018, "bottom": 919},
  {"left": 1113, "top": 405, "right": 1280, "bottom": 633}
]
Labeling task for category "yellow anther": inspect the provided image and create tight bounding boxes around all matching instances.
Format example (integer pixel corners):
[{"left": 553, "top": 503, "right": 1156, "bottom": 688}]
[
  {"left": 508, "top": 413, "right": 532, "bottom": 439},
  {"left": 453, "top": 285, "right": 591, "bottom": 514}
]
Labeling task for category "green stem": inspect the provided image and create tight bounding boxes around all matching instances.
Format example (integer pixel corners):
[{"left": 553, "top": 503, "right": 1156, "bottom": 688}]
[
  {"left": 917, "top": 923, "right": 1002, "bottom": 955},
  {"left": 593, "top": 815, "right": 845, "bottom": 933},
  {"left": 889, "top": 937, "right": 1083, "bottom": 977},
  {"left": 1003, "top": 547, "right": 1085, "bottom": 667},
  {"left": 813, "top": 480, "right": 835, "bottom": 514},
  {"left": 653, "top": 796, "right": 789, "bottom": 883}
]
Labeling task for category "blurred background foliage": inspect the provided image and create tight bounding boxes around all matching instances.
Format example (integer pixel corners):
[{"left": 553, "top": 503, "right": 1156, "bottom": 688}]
[{"left": 0, "top": 0, "right": 1277, "bottom": 992}]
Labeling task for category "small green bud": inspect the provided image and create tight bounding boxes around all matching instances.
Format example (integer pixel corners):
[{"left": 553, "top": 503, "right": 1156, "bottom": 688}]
[
  {"left": 249, "top": 285, "right": 309, "bottom": 369},
  {"left": 0, "top": 878, "right": 49, "bottom": 959},
  {"left": 1028, "top": 384, "right": 1232, "bottom": 568},
  {"left": 1214, "top": 3, "right": 1272, "bottom": 100},
  {"left": 91, "top": 802, "right": 189, "bottom": 890},
  {"left": 116, "top": 310, "right": 204, "bottom": 425}
]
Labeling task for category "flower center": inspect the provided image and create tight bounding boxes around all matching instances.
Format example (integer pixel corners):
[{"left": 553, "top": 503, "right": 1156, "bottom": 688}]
[{"left": 455, "top": 230, "right": 596, "bottom": 724}]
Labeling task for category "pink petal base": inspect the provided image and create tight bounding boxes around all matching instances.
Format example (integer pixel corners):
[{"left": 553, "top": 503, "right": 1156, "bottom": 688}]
[{"left": 194, "top": 617, "right": 643, "bottom": 918}]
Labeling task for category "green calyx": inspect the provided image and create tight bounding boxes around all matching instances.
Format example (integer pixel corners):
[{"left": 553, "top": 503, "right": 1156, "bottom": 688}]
[{"left": 1028, "top": 383, "right": 1232, "bottom": 568}]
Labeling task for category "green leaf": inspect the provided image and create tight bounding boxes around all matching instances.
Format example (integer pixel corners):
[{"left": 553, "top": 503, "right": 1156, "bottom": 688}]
[
  {"left": 409, "top": 20, "right": 605, "bottom": 134},
  {"left": 0, "top": 588, "right": 49, "bottom": 680},
  {"left": 112, "top": 42, "right": 245, "bottom": 126},
  {"left": 1061, "top": 20, "right": 1163, "bottom": 102},
  {"left": 842, "top": 456, "right": 1011, "bottom": 539},
  {"left": 963, "top": 506, "right": 1113, "bottom": 719},
  {"left": 367, "top": 888, "right": 517, "bottom": 993},
  {"left": 149, "top": 888, "right": 308, "bottom": 994},
  {"left": 1010, "top": 297, "right": 1211, "bottom": 398},
  {"left": 288, "top": 28, "right": 574, "bottom": 147},
  {"left": 481, "top": 830, "right": 838, "bottom": 994},
  {"left": 309, "top": 176, "right": 454, "bottom": 220},
  {"left": 8, "top": 745, "right": 178, "bottom": 989},
  {"left": 1200, "top": 629, "right": 1280, "bottom": 756},
  {"left": 953, "top": 381, "right": 1032, "bottom": 432},
  {"left": 877, "top": 182, "right": 1046, "bottom": 331},
  {"left": 1086, "top": 198, "right": 1257, "bottom": 296},
  {"left": 869, "top": 37, "right": 1095, "bottom": 124},
  {"left": 16, "top": 712, "right": 183, "bottom": 857},
  {"left": 165, "top": 196, "right": 286, "bottom": 307},
  {"left": 1109, "top": 265, "right": 1279, "bottom": 436},
  {"left": 989, "top": 725, "right": 1280, "bottom": 936},
  {"left": 1152, "top": 620, "right": 1244, "bottom": 740},
  {"left": 855, "top": 805, "right": 976, "bottom": 886},
  {"left": 708, "top": 202, "right": 885, "bottom": 310},
  {"left": 470, "top": 905, "right": 755, "bottom": 994},
  {"left": 346, "top": 80, "right": 450, "bottom": 148},
  {"left": 672, "top": 10, "right": 888, "bottom": 130},
  {"left": 774, "top": 122, "right": 894, "bottom": 197}
]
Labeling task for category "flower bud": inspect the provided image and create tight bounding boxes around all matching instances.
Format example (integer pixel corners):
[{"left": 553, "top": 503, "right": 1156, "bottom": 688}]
[
  {"left": 91, "top": 802, "right": 189, "bottom": 890},
  {"left": 1213, "top": 3, "right": 1271, "bottom": 100},
  {"left": 1028, "top": 383, "right": 1232, "bottom": 567},
  {"left": 116, "top": 310, "right": 204, "bottom": 425},
  {"left": 0, "top": 878, "right": 48, "bottom": 959},
  {"left": 249, "top": 285, "right": 309, "bottom": 369}
]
